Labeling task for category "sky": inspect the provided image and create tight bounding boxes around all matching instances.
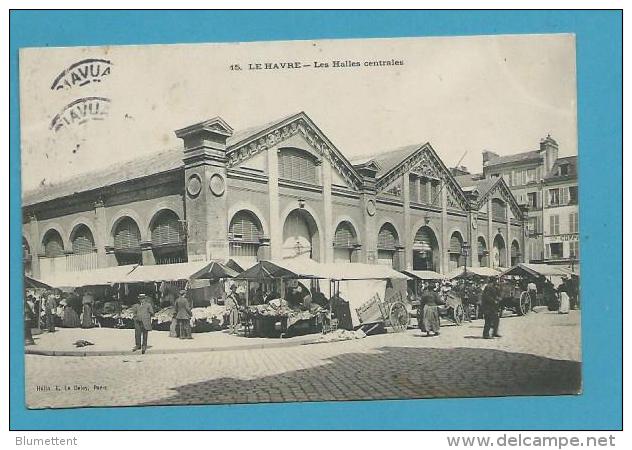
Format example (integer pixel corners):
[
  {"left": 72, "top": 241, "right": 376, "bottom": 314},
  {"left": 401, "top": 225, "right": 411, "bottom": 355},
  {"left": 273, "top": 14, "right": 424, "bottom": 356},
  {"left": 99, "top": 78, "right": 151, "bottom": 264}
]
[{"left": 19, "top": 34, "right": 577, "bottom": 192}]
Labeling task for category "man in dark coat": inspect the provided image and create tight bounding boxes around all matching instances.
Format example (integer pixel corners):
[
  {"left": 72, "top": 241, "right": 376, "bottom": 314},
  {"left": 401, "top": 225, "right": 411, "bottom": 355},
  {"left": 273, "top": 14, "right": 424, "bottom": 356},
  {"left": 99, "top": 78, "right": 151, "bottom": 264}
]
[
  {"left": 174, "top": 289, "right": 193, "bottom": 339},
  {"left": 44, "top": 294, "right": 57, "bottom": 332},
  {"left": 131, "top": 293, "right": 154, "bottom": 354},
  {"left": 481, "top": 277, "right": 502, "bottom": 339}
]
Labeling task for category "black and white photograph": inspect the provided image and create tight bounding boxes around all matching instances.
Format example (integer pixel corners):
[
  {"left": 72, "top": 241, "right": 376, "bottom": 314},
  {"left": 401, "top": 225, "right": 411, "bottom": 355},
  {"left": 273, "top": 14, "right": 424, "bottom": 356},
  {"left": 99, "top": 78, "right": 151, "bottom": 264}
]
[{"left": 19, "top": 35, "right": 581, "bottom": 410}]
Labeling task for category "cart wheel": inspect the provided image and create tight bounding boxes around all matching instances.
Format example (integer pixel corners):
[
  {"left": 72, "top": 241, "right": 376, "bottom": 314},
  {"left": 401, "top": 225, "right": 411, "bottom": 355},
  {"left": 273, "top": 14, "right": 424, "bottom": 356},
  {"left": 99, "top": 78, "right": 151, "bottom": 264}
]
[
  {"left": 389, "top": 302, "right": 410, "bottom": 330},
  {"left": 453, "top": 304, "right": 464, "bottom": 325},
  {"left": 518, "top": 291, "right": 532, "bottom": 316}
]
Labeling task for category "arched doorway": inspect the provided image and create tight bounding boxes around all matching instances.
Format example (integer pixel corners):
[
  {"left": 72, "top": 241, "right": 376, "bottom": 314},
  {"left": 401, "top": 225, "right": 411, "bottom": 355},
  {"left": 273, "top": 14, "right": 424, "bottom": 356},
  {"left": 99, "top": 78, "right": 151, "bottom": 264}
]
[
  {"left": 282, "top": 209, "right": 320, "bottom": 262},
  {"left": 333, "top": 221, "right": 359, "bottom": 263},
  {"left": 150, "top": 210, "right": 187, "bottom": 264},
  {"left": 511, "top": 240, "right": 521, "bottom": 266},
  {"left": 113, "top": 217, "right": 142, "bottom": 266},
  {"left": 377, "top": 223, "right": 400, "bottom": 268},
  {"left": 477, "top": 236, "right": 488, "bottom": 267},
  {"left": 229, "top": 210, "right": 264, "bottom": 263},
  {"left": 448, "top": 231, "right": 464, "bottom": 271},
  {"left": 412, "top": 226, "right": 439, "bottom": 271},
  {"left": 492, "top": 234, "right": 506, "bottom": 268}
]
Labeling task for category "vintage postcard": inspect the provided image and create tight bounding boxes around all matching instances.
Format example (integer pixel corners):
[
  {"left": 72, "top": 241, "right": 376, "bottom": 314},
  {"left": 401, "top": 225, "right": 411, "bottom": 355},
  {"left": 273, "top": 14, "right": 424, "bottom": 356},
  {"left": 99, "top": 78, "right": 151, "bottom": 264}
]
[{"left": 19, "top": 35, "right": 580, "bottom": 409}]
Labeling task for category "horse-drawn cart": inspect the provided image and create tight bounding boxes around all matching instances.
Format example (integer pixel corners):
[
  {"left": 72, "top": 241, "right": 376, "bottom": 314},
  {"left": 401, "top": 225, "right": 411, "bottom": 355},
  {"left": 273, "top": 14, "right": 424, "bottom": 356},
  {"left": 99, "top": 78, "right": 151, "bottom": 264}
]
[
  {"left": 500, "top": 263, "right": 576, "bottom": 314},
  {"left": 498, "top": 281, "right": 533, "bottom": 316},
  {"left": 438, "top": 292, "right": 466, "bottom": 325},
  {"left": 355, "top": 291, "right": 410, "bottom": 334}
]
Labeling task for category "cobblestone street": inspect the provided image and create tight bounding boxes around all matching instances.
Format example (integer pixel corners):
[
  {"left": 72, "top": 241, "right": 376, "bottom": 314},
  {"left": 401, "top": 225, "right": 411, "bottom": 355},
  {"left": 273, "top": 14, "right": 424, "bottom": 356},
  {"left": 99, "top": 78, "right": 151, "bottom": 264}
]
[{"left": 25, "top": 310, "right": 581, "bottom": 409}]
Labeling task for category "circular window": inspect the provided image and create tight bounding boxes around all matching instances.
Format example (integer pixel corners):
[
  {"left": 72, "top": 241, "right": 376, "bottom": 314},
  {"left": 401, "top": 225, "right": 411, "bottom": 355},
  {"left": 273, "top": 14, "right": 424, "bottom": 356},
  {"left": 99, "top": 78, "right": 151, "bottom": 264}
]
[
  {"left": 366, "top": 198, "right": 376, "bottom": 216},
  {"left": 209, "top": 173, "right": 226, "bottom": 197},
  {"left": 186, "top": 174, "right": 202, "bottom": 197}
]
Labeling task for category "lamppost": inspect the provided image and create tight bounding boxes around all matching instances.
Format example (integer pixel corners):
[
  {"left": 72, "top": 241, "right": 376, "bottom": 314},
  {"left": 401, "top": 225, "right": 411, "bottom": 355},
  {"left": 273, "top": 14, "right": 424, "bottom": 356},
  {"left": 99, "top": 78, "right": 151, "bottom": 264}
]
[{"left": 461, "top": 241, "right": 470, "bottom": 275}]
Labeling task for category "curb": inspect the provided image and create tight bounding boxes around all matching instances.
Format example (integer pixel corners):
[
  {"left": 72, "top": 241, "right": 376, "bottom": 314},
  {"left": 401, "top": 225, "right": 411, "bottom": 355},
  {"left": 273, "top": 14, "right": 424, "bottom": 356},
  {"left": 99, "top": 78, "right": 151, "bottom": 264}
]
[{"left": 25, "top": 337, "right": 321, "bottom": 357}]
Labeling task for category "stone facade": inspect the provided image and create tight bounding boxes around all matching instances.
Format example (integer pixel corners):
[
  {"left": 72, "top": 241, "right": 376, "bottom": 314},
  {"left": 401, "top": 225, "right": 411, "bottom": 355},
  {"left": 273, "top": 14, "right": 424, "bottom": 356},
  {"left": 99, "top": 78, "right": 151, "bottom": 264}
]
[
  {"left": 22, "top": 112, "right": 526, "bottom": 281},
  {"left": 480, "top": 136, "right": 578, "bottom": 270}
]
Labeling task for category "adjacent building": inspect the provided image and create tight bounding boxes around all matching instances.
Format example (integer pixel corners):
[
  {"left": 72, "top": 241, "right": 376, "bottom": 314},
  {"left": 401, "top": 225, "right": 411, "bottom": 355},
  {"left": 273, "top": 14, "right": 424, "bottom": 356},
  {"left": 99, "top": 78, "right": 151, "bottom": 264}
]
[
  {"left": 477, "top": 135, "right": 578, "bottom": 271},
  {"left": 22, "top": 111, "right": 526, "bottom": 283},
  {"left": 541, "top": 156, "right": 579, "bottom": 270}
]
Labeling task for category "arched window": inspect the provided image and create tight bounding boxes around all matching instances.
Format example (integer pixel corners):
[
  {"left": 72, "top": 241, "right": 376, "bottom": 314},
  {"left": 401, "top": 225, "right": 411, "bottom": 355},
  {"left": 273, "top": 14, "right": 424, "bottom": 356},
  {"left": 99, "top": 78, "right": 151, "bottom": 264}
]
[
  {"left": 150, "top": 210, "right": 187, "bottom": 264},
  {"left": 151, "top": 210, "right": 184, "bottom": 246},
  {"left": 113, "top": 217, "right": 141, "bottom": 266},
  {"left": 492, "top": 198, "right": 506, "bottom": 221},
  {"left": 333, "top": 221, "right": 358, "bottom": 263},
  {"left": 278, "top": 148, "right": 318, "bottom": 184},
  {"left": 377, "top": 223, "right": 399, "bottom": 268},
  {"left": 229, "top": 210, "right": 263, "bottom": 260},
  {"left": 71, "top": 225, "right": 95, "bottom": 255},
  {"left": 42, "top": 229, "right": 64, "bottom": 258}
]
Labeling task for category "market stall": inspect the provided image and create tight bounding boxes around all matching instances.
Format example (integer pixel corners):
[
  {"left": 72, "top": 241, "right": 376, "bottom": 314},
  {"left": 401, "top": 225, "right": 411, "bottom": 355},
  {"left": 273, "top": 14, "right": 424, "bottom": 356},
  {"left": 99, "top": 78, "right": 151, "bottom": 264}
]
[
  {"left": 500, "top": 263, "right": 577, "bottom": 312},
  {"left": 299, "top": 262, "right": 410, "bottom": 333},
  {"left": 234, "top": 260, "right": 324, "bottom": 337}
]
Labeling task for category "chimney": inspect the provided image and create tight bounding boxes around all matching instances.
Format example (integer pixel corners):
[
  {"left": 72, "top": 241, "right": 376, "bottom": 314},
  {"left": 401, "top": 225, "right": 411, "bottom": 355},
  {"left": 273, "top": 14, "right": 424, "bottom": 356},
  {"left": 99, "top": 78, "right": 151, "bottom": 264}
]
[
  {"left": 539, "top": 134, "right": 559, "bottom": 175},
  {"left": 482, "top": 150, "right": 499, "bottom": 165}
]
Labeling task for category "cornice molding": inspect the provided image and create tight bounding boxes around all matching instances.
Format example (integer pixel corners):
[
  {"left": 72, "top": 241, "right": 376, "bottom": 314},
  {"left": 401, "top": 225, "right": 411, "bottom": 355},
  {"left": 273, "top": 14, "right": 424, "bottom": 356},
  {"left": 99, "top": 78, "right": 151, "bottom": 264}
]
[{"left": 226, "top": 114, "right": 363, "bottom": 191}]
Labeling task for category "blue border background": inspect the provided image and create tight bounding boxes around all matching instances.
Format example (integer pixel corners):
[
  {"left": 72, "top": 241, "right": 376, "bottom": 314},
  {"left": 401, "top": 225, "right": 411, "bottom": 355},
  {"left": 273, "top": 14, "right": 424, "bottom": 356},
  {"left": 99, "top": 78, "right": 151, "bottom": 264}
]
[{"left": 9, "top": 10, "right": 622, "bottom": 430}]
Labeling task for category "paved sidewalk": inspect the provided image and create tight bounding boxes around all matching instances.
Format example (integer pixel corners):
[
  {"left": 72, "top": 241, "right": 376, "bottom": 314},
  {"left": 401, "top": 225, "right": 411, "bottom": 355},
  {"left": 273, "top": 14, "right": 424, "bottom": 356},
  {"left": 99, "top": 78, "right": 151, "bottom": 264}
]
[
  {"left": 25, "top": 310, "right": 581, "bottom": 408},
  {"left": 26, "top": 327, "right": 320, "bottom": 356}
]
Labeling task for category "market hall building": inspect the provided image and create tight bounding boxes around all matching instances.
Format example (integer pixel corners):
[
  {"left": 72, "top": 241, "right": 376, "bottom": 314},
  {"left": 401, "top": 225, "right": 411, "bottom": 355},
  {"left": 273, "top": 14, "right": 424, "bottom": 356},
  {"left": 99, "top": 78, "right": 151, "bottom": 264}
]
[{"left": 22, "top": 112, "right": 527, "bottom": 283}]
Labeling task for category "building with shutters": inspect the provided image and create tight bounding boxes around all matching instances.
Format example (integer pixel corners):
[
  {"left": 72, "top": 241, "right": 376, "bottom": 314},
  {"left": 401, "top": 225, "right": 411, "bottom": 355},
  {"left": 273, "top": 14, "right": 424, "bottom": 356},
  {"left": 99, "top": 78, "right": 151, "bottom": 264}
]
[
  {"left": 22, "top": 111, "right": 526, "bottom": 282},
  {"left": 541, "top": 156, "right": 579, "bottom": 270},
  {"left": 473, "top": 135, "right": 579, "bottom": 271}
]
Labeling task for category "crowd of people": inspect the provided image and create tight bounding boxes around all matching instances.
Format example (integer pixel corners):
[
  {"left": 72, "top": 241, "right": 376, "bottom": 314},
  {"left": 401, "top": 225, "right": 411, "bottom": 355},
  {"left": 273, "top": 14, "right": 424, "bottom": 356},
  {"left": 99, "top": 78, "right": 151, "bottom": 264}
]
[
  {"left": 24, "top": 271, "right": 579, "bottom": 352},
  {"left": 412, "top": 272, "right": 580, "bottom": 339}
]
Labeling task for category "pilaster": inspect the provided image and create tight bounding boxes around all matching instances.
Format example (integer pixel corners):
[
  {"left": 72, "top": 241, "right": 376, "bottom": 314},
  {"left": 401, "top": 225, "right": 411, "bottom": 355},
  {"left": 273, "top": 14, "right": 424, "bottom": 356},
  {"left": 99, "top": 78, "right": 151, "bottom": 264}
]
[
  {"left": 402, "top": 173, "right": 411, "bottom": 270},
  {"left": 322, "top": 158, "right": 334, "bottom": 263},
  {"left": 268, "top": 148, "right": 281, "bottom": 260}
]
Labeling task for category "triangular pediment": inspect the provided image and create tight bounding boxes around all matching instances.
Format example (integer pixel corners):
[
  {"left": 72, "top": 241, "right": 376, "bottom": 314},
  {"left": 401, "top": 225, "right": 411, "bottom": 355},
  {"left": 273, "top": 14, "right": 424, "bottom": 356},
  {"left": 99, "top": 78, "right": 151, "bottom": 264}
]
[
  {"left": 226, "top": 112, "right": 363, "bottom": 190},
  {"left": 476, "top": 177, "right": 524, "bottom": 219},
  {"left": 375, "top": 144, "right": 470, "bottom": 211},
  {"left": 175, "top": 116, "right": 234, "bottom": 139}
]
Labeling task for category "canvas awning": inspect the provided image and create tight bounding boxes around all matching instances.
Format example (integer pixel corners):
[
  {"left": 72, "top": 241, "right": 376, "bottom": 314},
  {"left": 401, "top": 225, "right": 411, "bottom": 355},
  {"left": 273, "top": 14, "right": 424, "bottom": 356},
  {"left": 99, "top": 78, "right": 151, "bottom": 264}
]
[
  {"left": 124, "top": 261, "right": 213, "bottom": 283},
  {"left": 400, "top": 269, "right": 445, "bottom": 281},
  {"left": 447, "top": 266, "right": 502, "bottom": 279},
  {"left": 24, "top": 276, "right": 53, "bottom": 289},
  {"left": 40, "top": 264, "right": 138, "bottom": 288},
  {"left": 280, "top": 260, "right": 410, "bottom": 281},
  {"left": 224, "top": 257, "right": 256, "bottom": 273},
  {"left": 501, "top": 263, "right": 574, "bottom": 278},
  {"left": 234, "top": 260, "right": 305, "bottom": 281},
  {"left": 190, "top": 261, "right": 239, "bottom": 280}
]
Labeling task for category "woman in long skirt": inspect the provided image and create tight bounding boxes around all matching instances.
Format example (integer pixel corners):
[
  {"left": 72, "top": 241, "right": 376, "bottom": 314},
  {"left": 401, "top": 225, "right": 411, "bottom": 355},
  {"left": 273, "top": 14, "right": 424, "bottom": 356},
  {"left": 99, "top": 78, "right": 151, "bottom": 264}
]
[
  {"left": 61, "top": 301, "right": 81, "bottom": 328},
  {"left": 421, "top": 287, "right": 443, "bottom": 336},
  {"left": 558, "top": 289, "right": 570, "bottom": 314}
]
